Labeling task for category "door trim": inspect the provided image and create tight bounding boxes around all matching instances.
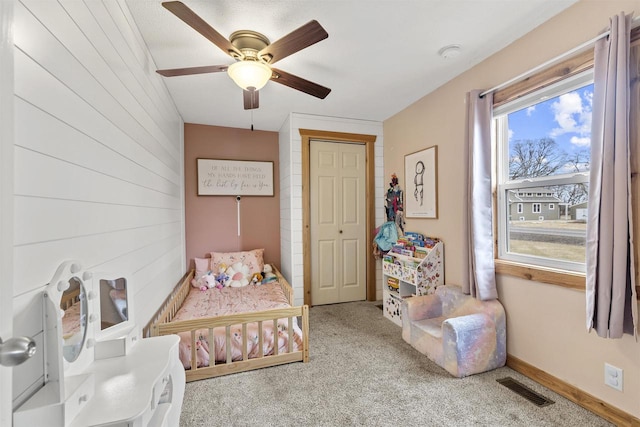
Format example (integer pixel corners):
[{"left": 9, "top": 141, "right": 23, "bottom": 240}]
[
  {"left": 1, "top": 0, "right": 14, "bottom": 422},
  {"left": 300, "top": 129, "right": 377, "bottom": 306}
]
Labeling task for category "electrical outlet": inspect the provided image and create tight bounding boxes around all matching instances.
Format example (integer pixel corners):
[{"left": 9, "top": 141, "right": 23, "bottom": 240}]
[{"left": 604, "top": 363, "right": 623, "bottom": 391}]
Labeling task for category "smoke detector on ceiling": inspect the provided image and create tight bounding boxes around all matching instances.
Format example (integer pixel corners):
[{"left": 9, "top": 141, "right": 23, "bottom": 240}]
[{"left": 438, "top": 44, "right": 462, "bottom": 59}]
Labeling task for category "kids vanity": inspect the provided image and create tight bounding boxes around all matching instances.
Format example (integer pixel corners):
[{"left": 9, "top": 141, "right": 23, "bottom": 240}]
[{"left": 13, "top": 261, "right": 184, "bottom": 426}]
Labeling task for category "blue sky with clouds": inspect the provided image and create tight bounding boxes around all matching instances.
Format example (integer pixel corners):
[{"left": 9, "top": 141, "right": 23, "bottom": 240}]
[{"left": 507, "top": 83, "right": 593, "bottom": 171}]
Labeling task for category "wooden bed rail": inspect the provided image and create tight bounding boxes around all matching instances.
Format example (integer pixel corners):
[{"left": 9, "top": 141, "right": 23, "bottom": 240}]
[
  {"left": 143, "top": 264, "right": 296, "bottom": 338},
  {"left": 156, "top": 305, "right": 309, "bottom": 382},
  {"left": 143, "top": 270, "right": 194, "bottom": 338},
  {"left": 142, "top": 265, "right": 309, "bottom": 382}
]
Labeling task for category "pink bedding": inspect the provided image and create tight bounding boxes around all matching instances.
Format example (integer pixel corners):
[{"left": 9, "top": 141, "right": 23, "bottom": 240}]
[
  {"left": 61, "top": 301, "right": 82, "bottom": 341},
  {"left": 171, "top": 282, "right": 303, "bottom": 369}
]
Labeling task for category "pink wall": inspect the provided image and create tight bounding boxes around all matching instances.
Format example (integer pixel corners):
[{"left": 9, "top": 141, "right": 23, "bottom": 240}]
[{"left": 184, "top": 123, "right": 281, "bottom": 270}]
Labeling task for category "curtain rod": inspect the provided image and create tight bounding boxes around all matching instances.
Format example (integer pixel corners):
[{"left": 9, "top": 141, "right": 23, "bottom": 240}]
[{"left": 480, "top": 16, "right": 640, "bottom": 98}]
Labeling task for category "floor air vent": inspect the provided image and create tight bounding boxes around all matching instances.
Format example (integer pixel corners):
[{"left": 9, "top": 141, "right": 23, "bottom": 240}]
[{"left": 497, "top": 377, "right": 555, "bottom": 407}]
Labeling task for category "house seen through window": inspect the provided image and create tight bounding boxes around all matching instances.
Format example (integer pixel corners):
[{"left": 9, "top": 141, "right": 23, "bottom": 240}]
[{"left": 494, "top": 72, "right": 592, "bottom": 272}]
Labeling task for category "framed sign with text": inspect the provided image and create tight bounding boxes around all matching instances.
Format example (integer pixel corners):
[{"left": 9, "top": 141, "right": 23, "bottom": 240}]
[{"left": 197, "top": 158, "right": 274, "bottom": 196}]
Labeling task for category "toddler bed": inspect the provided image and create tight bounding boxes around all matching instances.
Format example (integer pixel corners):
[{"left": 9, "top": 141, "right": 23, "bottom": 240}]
[{"left": 145, "top": 251, "right": 309, "bottom": 382}]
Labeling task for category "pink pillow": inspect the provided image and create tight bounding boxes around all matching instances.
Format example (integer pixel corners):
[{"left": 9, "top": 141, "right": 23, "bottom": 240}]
[
  {"left": 210, "top": 249, "right": 264, "bottom": 275},
  {"left": 194, "top": 257, "right": 211, "bottom": 278}
]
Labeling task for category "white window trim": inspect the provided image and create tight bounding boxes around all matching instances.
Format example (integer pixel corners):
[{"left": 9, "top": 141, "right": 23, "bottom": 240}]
[
  {"left": 494, "top": 71, "right": 592, "bottom": 274},
  {"left": 532, "top": 203, "right": 541, "bottom": 213}
]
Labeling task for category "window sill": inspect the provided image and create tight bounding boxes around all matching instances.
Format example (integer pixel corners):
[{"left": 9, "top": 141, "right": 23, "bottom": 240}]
[
  {"left": 496, "top": 260, "right": 640, "bottom": 298},
  {"left": 494, "top": 259, "right": 585, "bottom": 291}
]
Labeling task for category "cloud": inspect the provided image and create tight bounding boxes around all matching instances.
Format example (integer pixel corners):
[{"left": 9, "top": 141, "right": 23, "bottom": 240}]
[
  {"left": 526, "top": 106, "right": 535, "bottom": 116},
  {"left": 549, "top": 88, "right": 592, "bottom": 140},
  {"left": 508, "top": 129, "right": 514, "bottom": 141},
  {"left": 570, "top": 136, "right": 590, "bottom": 146}
]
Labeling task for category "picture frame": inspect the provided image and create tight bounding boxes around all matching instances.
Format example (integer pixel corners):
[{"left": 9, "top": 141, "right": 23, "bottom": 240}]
[
  {"left": 404, "top": 145, "right": 438, "bottom": 218},
  {"left": 197, "top": 158, "right": 274, "bottom": 196}
]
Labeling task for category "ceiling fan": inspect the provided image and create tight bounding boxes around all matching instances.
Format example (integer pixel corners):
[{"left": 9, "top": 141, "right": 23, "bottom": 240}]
[{"left": 156, "top": 1, "right": 331, "bottom": 110}]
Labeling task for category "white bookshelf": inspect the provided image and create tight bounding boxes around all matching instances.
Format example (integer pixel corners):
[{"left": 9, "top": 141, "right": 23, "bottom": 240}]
[{"left": 382, "top": 239, "right": 444, "bottom": 326}]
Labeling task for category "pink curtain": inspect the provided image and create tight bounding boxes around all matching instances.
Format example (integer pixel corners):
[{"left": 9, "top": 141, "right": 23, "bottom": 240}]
[
  {"left": 586, "top": 13, "right": 638, "bottom": 338},
  {"left": 463, "top": 90, "right": 498, "bottom": 300}
]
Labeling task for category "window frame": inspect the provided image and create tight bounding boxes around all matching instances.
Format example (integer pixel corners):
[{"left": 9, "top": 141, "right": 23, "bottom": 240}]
[
  {"left": 493, "top": 70, "right": 593, "bottom": 279},
  {"left": 491, "top": 28, "right": 640, "bottom": 291}
]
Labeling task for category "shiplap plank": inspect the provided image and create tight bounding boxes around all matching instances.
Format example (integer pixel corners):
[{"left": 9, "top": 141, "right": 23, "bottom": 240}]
[
  {"left": 134, "top": 256, "right": 184, "bottom": 328},
  {"left": 67, "top": 0, "right": 180, "bottom": 153},
  {"left": 14, "top": 49, "right": 179, "bottom": 184},
  {"left": 110, "top": 0, "right": 180, "bottom": 123},
  {"left": 14, "top": 196, "right": 180, "bottom": 246},
  {"left": 14, "top": 148, "right": 179, "bottom": 209},
  {"left": 15, "top": 99, "right": 179, "bottom": 198},
  {"left": 90, "top": 233, "right": 181, "bottom": 281},
  {"left": 98, "top": 0, "right": 181, "bottom": 132},
  {"left": 15, "top": 1, "right": 179, "bottom": 172},
  {"left": 60, "top": 0, "right": 180, "bottom": 141},
  {"left": 14, "top": 223, "right": 181, "bottom": 296},
  {"left": 11, "top": 0, "right": 184, "bottom": 406}
]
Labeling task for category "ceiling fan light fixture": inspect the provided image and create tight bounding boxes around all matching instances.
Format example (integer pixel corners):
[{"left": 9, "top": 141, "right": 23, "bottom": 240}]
[{"left": 227, "top": 61, "right": 272, "bottom": 91}]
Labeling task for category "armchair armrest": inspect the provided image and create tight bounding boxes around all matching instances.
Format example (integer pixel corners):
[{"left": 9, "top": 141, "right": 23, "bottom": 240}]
[
  {"left": 441, "top": 313, "right": 498, "bottom": 377},
  {"left": 402, "top": 294, "right": 443, "bottom": 322},
  {"left": 442, "top": 312, "right": 495, "bottom": 336}
]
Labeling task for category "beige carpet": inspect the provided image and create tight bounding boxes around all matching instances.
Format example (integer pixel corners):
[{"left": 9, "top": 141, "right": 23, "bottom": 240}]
[{"left": 179, "top": 301, "right": 612, "bottom": 427}]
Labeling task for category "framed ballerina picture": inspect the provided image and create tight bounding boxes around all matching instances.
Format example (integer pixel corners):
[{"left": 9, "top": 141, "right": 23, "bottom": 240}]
[{"left": 404, "top": 145, "right": 438, "bottom": 218}]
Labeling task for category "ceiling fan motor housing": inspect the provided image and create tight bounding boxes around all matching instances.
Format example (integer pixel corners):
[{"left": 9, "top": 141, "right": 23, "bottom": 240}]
[{"left": 229, "top": 30, "right": 271, "bottom": 62}]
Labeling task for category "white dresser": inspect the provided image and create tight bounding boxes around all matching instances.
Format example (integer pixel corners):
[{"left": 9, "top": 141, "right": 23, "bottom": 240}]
[
  {"left": 13, "top": 261, "right": 185, "bottom": 427},
  {"left": 68, "top": 335, "right": 185, "bottom": 427}
]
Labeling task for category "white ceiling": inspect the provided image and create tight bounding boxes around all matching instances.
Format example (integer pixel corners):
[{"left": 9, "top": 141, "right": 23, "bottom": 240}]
[{"left": 126, "top": 0, "right": 578, "bottom": 132}]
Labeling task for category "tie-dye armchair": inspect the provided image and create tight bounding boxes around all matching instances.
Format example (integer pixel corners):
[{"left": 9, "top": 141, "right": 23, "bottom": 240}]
[{"left": 401, "top": 285, "right": 506, "bottom": 377}]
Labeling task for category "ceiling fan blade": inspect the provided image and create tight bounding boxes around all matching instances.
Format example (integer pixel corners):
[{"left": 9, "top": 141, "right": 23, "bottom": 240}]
[
  {"left": 243, "top": 89, "right": 259, "bottom": 110},
  {"left": 156, "top": 65, "right": 228, "bottom": 77},
  {"left": 259, "top": 20, "right": 328, "bottom": 64},
  {"left": 270, "top": 68, "right": 331, "bottom": 99},
  {"left": 162, "top": 1, "right": 241, "bottom": 58}
]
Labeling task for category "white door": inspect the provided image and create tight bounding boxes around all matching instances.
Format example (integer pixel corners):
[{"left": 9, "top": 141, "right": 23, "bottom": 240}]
[
  {"left": 310, "top": 140, "right": 366, "bottom": 305},
  {"left": 0, "top": 1, "right": 14, "bottom": 424}
]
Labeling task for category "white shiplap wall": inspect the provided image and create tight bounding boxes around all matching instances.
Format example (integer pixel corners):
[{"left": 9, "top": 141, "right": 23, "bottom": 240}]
[
  {"left": 279, "top": 113, "right": 384, "bottom": 306},
  {"left": 11, "top": 0, "right": 184, "bottom": 406}
]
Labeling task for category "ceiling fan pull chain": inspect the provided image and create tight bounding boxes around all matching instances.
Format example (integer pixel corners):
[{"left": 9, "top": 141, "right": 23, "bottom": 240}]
[{"left": 251, "top": 110, "right": 254, "bottom": 131}]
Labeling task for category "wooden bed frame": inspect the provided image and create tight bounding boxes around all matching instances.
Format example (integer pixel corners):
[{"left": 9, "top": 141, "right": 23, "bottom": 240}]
[
  {"left": 144, "top": 268, "right": 309, "bottom": 382},
  {"left": 60, "top": 286, "right": 80, "bottom": 310}
]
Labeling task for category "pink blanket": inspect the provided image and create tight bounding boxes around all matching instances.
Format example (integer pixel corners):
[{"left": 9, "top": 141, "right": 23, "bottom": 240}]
[{"left": 171, "top": 282, "right": 303, "bottom": 369}]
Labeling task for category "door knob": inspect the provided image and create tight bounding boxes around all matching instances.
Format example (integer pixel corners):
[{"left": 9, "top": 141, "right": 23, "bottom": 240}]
[
  {"left": 0, "top": 336, "right": 36, "bottom": 367},
  {"left": 339, "top": 230, "right": 343, "bottom": 234}
]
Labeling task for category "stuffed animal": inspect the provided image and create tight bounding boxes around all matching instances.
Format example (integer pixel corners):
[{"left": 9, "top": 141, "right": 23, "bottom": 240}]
[
  {"left": 214, "top": 271, "right": 229, "bottom": 289},
  {"left": 251, "top": 272, "right": 263, "bottom": 285},
  {"left": 261, "top": 264, "right": 278, "bottom": 284},
  {"left": 225, "top": 262, "right": 251, "bottom": 287},
  {"left": 191, "top": 271, "right": 216, "bottom": 291}
]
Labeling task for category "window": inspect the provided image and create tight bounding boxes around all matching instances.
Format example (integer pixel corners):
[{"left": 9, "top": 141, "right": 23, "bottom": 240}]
[
  {"left": 494, "top": 71, "right": 592, "bottom": 272},
  {"left": 517, "top": 203, "right": 523, "bottom": 214}
]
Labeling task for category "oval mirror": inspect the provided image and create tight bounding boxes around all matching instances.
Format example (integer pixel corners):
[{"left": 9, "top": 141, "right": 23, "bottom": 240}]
[{"left": 60, "top": 277, "right": 87, "bottom": 362}]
